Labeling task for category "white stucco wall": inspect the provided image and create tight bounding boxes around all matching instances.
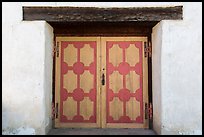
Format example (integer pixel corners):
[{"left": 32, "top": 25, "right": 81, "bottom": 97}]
[
  {"left": 44, "top": 21, "right": 54, "bottom": 134},
  {"left": 2, "top": 2, "right": 202, "bottom": 135},
  {"left": 152, "top": 21, "right": 163, "bottom": 135},
  {"left": 2, "top": 3, "right": 53, "bottom": 135},
  {"left": 152, "top": 2, "right": 202, "bottom": 135}
]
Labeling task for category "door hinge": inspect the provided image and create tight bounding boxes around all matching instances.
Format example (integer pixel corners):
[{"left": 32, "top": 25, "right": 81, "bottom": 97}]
[
  {"left": 145, "top": 102, "right": 153, "bottom": 120},
  {"left": 148, "top": 102, "right": 153, "bottom": 120},
  {"left": 53, "top": 42, "right": 59, "bottom": 57},
  {"left": 55, "top": 103, "right": 58, "bottom": 119},
  {"left": 144, "top": 41, "right": 152, "bottom": 57},
  {"left": 145, "top": 103, "right": 148, "bottom": 119}
]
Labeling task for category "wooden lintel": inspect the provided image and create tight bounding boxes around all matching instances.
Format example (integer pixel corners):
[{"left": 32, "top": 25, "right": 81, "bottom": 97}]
[
  {"left": 23, "top": 6, "right": 183, "bottom": 22},
  {"left": 49, "top": 22, "right": 157, "bottom": 36}
]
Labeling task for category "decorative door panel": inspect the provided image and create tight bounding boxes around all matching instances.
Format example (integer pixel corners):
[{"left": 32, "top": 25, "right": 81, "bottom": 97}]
[
  {"left": 55, "top": 37, "right": 148, "bottom": 128},
  {"left": 55, "top": 37, "right": 101, "bottom": 128},
  {"left": 101, "top": 37, "right": 148, "bottom": 128}
]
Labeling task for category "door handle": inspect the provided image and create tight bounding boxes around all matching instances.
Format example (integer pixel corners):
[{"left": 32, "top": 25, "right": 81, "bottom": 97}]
[{"left": 102, "top": 73, "right": 105, "bottom": 85}]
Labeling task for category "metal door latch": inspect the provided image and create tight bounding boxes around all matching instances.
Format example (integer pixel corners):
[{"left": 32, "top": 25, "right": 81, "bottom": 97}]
[{"left": 102, "top": 73, "right": 105, "bottom": 85}]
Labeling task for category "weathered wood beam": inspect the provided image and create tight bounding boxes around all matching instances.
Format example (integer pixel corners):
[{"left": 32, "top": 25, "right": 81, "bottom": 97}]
[{"left": 23, "top": 6, "right": 183, "bottom": 22}]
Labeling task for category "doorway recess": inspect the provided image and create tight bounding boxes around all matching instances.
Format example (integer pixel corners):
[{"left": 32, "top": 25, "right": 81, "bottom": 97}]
[{"left": 22, "top": 6, "right": 183, "bottom": 129}]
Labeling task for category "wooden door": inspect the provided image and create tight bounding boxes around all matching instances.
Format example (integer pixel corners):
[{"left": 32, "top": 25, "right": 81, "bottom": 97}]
[
  {"left": 55, "top": 37, "right": 101, "bottom": 128},
  {"left": 101, "top": 37, "right": 148, "bottom": 128},
  {"left": 55, "top": 37, "right": 148, "bottom": 128}
]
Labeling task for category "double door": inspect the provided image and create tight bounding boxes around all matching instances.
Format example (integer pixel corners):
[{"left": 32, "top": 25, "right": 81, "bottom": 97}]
[{"left": 55, "top": 37, "right": 148, "bottom": 128}]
